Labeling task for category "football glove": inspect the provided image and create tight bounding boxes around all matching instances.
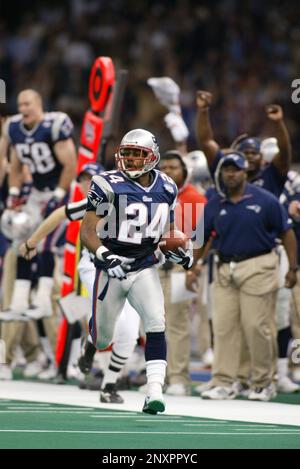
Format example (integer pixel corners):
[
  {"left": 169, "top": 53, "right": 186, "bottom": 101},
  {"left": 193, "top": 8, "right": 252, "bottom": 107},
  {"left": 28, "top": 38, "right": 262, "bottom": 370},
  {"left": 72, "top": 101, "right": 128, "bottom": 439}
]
[
  {"left": 165, "top": 240, "right": 194, "bottom": 270},
  {"left": 43, "top": 188, "right": 66, "bottom": 218},
  {"left": 94, "top": 248, "right": 135, "bottom": 280}
]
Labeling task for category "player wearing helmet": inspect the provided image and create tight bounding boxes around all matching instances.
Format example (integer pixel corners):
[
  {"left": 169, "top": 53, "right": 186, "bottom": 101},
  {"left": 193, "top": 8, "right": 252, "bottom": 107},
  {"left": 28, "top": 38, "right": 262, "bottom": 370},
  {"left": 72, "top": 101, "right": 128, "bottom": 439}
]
[{"left": 80, "top": 129, "right": 194, "bottom": 414}]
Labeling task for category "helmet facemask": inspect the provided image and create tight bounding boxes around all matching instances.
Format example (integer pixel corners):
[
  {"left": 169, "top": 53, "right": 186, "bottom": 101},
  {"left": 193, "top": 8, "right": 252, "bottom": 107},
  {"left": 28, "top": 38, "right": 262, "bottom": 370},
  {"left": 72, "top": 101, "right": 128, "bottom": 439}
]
[{"left": 116, "top": 145, "right": 158, "bottom": 179}]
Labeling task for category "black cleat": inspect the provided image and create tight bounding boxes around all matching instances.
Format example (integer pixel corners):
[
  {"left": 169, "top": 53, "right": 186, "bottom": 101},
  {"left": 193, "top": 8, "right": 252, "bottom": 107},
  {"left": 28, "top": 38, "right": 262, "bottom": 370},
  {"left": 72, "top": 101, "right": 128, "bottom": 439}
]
[{"left": 100, "top": 383, "right": 124, "bottom": 404}]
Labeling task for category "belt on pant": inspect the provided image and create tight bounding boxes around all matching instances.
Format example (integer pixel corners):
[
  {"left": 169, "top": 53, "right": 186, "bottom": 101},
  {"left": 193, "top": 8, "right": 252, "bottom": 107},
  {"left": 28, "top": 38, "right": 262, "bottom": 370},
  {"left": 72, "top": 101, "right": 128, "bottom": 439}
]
[{"left": 218, "top": 249, "right": 272, "bottom": 264}]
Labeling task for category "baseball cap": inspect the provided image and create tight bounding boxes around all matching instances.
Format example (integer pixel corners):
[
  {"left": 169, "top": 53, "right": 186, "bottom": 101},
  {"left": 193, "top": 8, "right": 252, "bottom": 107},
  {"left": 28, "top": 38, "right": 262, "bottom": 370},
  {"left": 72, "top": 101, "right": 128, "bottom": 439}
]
[
  {"left": 234, "top": 137, "right": 261, "bottom": 153},
  {"left": 220, "top": 151, "right": 249, "bottom": 170}
]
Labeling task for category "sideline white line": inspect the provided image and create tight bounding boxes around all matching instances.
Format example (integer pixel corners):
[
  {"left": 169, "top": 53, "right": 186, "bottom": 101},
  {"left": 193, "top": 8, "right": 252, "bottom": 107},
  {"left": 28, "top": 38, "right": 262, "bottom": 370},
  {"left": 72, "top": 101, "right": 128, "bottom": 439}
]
[
  {"left": 7, "top": 405, "right": 96, "bottom": 412},
  {"left": 184, "top": 424, "right": 279, "bottom": 428},
  {"left": 0, "top": 411, "right": 99, "bottom": 414},
  {"left": 87, "top": 412, "right": 140, "bottom": 416},
  {"left": 135, "top": 420, "right": 224, "bottom": 423},
  {"left": 0, "top": 430, "right": 299, "bottom": 436},
  {"left": 5, "top": 404, "right": 51, "bottom": 407},
  {"left": 89, "top": 416, "right": 183, "bottom": 420},
  {"left": 0, "top": 401, "right": 39, "bottom": 404}
]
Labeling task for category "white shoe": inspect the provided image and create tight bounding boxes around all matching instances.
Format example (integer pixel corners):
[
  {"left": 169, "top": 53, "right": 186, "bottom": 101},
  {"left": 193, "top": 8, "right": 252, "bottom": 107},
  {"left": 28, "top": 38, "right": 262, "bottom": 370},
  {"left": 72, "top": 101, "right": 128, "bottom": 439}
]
[
  {"left": 38, "top": 364, "right": 57, "bottom": 380},
  {"left": 165, "top": 383, "right": 190, "bottom": 396},
  {"left": 277, "top": 376, "right": 300, "bottom": 393},
  {"left": 202, "top": 348, "right": 214, "bottom": 367},
  {"left": 201, "top": 385, "right": 236, "bottom": 400},
  {"left": 195, "top": 380, "right": 213, "bottom": 394},
  {"left": 67, "top": 364, "right": 84, "bottom": 380},
  {"left": 292, "top": 368, "right": 300, "bottom": 382},
  {"left": 142, "top": 393, "right": 165, "bottom": 414},
  {"left": 0, "top": 364, "right": 13, "bottom": 380},
  {"left": 248, "top": 384, "right": 276, "bottom": 402},
  {"left": 23, "top": 360, "right": 44, "bottom": 378}
]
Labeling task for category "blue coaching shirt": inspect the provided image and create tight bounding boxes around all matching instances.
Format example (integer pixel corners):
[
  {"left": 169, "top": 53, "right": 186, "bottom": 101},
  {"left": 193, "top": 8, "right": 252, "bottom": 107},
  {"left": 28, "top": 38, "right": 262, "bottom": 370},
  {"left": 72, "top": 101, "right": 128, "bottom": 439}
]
[
  {"left": 5, "top": 112, "right": 73, "bottom": 191},
  {"left": 203, "top": 183, "right": 291, "bottom": 258},
  {"left": 86, "top": 168, "right": 178, "bottom": 270},
  {"left": 210, "top": 150, "right": 287, "bottom": 198}
]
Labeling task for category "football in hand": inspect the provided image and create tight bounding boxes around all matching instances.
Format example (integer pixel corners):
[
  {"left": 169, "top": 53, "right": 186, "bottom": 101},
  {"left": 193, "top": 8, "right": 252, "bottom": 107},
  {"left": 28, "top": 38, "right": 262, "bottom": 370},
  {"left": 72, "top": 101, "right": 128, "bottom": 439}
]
[{"left": 159, "top": 230, "right": 189, "bottom": 255}]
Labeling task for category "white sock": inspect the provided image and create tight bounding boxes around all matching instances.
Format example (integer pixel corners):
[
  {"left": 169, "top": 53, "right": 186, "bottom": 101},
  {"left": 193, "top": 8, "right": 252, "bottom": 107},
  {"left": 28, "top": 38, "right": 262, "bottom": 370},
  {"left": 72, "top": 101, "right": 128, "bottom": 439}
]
[
  {"left": 40, "top": 337, "right": 54, "bottom": 362},
  {"left": 101, "top": 348, "right": 128, "bottom": 388},
  {"left": 277, "top": 358, "right": 289, "bottom": 380},
  {"left": 102, "top": 368, "right": 119, "bottom": 388},
  {"left": 146, "top": 359, "right": 167, "bottom": 396},
  {"left": 10, "top": 280, "right": 31, "bottom": 312},
  {"left": 68, "top": 338, "right": 81, "bottom": 367},
  {"left": 34, "top": 277, "right": 54, "bottom": 312}
]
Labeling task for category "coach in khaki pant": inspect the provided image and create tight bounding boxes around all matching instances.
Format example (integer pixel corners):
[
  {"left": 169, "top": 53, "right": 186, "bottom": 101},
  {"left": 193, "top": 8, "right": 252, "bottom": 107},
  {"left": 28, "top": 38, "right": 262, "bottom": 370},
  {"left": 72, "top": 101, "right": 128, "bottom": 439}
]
[
  {"left": 0, "top": 249, "right": 40, "bottom": 367},
  {"left": 187, "top": 151, "right": 297, "bottom": 401},
  {"left": 212, "top": 252, "right": 278, "bottom": 390},
  {"left": 159, "top": 264, "right": 191, "bottom": 390}
]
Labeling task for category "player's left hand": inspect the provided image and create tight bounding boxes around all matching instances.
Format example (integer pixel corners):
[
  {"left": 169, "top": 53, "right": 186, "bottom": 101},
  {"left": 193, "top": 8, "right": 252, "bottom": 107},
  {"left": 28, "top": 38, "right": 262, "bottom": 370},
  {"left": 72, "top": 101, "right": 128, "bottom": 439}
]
[
  {"left": 285, "top": 269, "right": 297, "bottom": 289},
  {"left": 165, "top": 240, "right": 194, "bottom": 270},
  {"left": 266, "top": 104, "right": 283, "bottom": 121}
]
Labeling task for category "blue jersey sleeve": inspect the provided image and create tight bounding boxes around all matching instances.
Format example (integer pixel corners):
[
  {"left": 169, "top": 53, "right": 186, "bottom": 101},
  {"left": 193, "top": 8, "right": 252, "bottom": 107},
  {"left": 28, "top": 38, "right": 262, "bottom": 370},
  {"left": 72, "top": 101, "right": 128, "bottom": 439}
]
[
  {"left": 86, "top": 180, "right": 109, "bottom": 212},
  {"left": 266, "top": 195, "right": 292, "bottom": 234},
  {"left": 86, "top": 174, "right": 115, "bottom": 216}
]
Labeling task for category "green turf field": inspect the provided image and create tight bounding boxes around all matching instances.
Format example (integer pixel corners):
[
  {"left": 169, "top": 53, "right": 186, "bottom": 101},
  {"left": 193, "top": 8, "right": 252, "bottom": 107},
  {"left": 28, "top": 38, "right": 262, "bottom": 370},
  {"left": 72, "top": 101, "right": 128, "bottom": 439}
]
[{"left": 0, "top": 399, "right": 299, "bottom": 449}]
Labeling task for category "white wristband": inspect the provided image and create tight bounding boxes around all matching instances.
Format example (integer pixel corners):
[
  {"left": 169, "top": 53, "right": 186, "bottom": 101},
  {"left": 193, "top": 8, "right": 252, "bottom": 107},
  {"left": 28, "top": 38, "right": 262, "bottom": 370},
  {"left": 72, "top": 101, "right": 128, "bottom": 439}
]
[
  {"left": 96, "top": 245, "right": 109, "bottom": 261},
  {"left": 53, "top": 187, "right": 66, "bottom": 200},
  {"left": 9, "top": 186, "right": 20, "bottom": 196}
]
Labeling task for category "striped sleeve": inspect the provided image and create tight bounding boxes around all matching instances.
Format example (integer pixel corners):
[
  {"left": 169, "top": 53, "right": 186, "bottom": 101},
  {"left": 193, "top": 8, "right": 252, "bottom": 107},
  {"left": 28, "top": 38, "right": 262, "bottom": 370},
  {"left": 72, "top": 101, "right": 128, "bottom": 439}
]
[{"left": 65, "top": 198, "right": 87, "bottom": 221}]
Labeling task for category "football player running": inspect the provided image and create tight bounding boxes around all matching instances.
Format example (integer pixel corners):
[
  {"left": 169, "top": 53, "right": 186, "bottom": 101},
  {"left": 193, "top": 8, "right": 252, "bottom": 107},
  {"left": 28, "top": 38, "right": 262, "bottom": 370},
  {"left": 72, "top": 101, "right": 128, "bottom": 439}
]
[{"left": 80, "top": 129, "right": 193, "bottom": 414}]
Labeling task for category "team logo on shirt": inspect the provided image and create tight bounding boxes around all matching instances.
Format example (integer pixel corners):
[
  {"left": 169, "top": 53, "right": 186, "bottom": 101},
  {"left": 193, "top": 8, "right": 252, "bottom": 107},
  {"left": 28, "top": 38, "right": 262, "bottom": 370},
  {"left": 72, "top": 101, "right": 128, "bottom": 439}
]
[
  {"left": 88, "top": 185, "right": 103, "bottom": 208},
  {"left": 220, "top": 209, "right": 227, "bottom": 216},
  {"left": 246, "top": 205, "right": 261, "bottom": 213},
  {"left": 253, "top": 179, "right": 264, "bottom": 187}
]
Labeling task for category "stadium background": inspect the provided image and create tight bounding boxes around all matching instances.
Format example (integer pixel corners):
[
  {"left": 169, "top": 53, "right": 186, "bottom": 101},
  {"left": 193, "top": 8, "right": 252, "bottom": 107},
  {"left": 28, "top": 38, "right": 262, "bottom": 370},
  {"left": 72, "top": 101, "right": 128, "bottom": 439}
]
[{"left": 1, "top": 0, "right": 300, "bottom": 161}]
